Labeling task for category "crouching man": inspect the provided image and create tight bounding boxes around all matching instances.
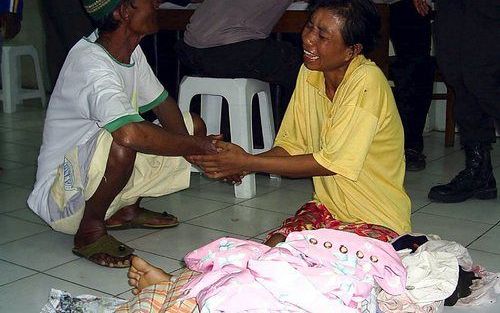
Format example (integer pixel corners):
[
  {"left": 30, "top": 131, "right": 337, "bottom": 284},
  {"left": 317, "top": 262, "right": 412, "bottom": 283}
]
[{"left": 28, "top": 0, "right": 214, "bottom": 268}]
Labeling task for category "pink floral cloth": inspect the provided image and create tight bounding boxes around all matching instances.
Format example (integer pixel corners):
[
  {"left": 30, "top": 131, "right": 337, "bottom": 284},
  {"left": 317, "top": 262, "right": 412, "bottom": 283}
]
[{"left": 180, "top": 229, "right": 407, "bottom": 312}]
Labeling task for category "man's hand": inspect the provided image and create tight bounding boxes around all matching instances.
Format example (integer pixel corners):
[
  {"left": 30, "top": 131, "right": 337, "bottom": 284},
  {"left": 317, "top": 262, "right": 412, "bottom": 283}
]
[
  {"left": 196, "top": 134, "right": 223, "bottom": 156},
  {"left": 207, "top": 134, "right": 223, "bottom": 141},
  {"left": 412, "top": 0, "right": 430, "bottom": 17},
  {"left": 183, "top": 134, "right": 219, "bottom": 164},
  {"left": 188, "top": 141, "right": 251, "bottom": 179}
]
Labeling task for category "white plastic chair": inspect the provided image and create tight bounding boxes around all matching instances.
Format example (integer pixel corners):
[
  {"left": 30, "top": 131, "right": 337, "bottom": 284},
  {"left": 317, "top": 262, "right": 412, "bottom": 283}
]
[{"left": 0, "top": 45, "right": 46, "bottom": 113}]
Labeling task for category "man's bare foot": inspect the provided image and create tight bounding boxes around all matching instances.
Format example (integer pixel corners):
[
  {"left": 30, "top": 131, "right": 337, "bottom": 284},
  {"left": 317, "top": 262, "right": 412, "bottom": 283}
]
[
  {"left": 264, "top": 233, "right": 286, "bottom": 247},
  {"left": 127, "top": 256, "right": 172, "bottom": 295}
]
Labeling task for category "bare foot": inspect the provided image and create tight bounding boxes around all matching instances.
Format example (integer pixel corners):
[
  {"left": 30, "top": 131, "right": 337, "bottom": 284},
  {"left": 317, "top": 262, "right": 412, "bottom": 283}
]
[
  {"left": 264, "top": 233, "right": 286, "bottom": 247},
  {"left": 127, "top": 256, "right": 172, "bottom": 295}
]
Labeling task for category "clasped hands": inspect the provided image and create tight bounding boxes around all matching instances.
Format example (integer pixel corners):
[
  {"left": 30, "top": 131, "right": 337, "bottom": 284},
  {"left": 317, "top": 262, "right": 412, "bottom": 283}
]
[{"left": 187, "top": 136, "right": 250, "bottom": 185}]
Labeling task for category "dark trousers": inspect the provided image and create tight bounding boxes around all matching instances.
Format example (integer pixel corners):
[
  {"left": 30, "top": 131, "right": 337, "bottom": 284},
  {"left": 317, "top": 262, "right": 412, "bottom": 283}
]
[
  {"left": 435, "top": 0, "right": 500, "bottom": 145},
  {"left": 175, "top": 38, "right": 302, "bottom": 128},
  {"left": 41, "top": 0, "right": 94, "bottom": 89},
  {"left": 389, "top": 0, "right": 435, "bottom": 152}
]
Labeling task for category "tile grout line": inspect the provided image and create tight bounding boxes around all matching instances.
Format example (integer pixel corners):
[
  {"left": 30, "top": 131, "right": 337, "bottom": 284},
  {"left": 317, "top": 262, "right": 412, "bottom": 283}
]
[{"left": 466, "top": 220, "right": 500, "bottom": 248}]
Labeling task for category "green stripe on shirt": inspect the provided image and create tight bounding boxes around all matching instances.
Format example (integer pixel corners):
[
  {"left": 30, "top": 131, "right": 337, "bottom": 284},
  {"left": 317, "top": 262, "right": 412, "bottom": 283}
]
[
  {"left": 104, "top": 114, "right": 144, "bottom": 133},
  {"left": 139, "top": 90, "right": 169, "bottom": 113}
]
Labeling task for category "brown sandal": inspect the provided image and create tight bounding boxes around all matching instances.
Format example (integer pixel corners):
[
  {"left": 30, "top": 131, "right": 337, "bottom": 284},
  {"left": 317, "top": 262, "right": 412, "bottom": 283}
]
[
  {"left": 72, "top": 234, "right": 134, "bottom": 268},
  {"left": 106, "top": 209, "right": 179, "bottom": 230}
]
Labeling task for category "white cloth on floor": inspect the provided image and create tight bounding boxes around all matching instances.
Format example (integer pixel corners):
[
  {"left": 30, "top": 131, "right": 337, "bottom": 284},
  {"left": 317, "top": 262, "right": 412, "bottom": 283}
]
[
  {"left": 385, "top": 234, "right": 500, "bottom": 310},
  {"left": 403, "top": 250, "right": 459, "bottom": 303},
  {"left": 377, "top": 291, "right": 444, "bottom": 313},
  {"left": 416, "top": 240, "right": 473, "bottom": 271},
  {"left": 456, "top": 266, "right": 500, "bottom": 307},
  {"left": 377, "top": 246, "right": 457, "bottom": 312}
]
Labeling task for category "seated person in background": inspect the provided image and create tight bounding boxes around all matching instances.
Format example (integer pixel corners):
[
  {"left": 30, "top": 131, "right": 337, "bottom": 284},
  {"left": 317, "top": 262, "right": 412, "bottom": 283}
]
[
  {"left": 175, "top": 0, "right": 304, "bottom": 126},
  {"left": 191, "top": 0, "right": 412, "bottom": 246},
  {"left": 28, "top": 0, "right": 218, "bottom": 268}
]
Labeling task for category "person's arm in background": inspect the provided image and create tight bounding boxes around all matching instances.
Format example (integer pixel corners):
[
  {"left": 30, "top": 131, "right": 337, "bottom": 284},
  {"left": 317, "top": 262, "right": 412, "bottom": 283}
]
[
  {"left": 412, "top": 0, "right": 431, "bottom": 16},
  {"left": 0, "top": 0, "right": 23, "bottom": 39}
]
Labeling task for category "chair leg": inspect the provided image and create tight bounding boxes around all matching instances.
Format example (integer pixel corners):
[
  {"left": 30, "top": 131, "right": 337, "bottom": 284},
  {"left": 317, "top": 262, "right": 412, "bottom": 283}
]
[
  {"left": 444, "top": 84, "right": 455, "bottom": 147},
  {"left": 228, "top": 88, "right": 256, "bottom": 199},
  {"left": 2, "top": 50, "right": 16, "bottom": 113},
  {"left": 31, "top": 50, "right": 47, "bottom": 108},
  {"left": 201, "top": 94, "right": 223, "bottom": 135},
  {"left": 177, "top": 79, "right": 194, "bottom": 113},
  {"left": 257, "top": 88, "right": 275, "bottom": 154}
]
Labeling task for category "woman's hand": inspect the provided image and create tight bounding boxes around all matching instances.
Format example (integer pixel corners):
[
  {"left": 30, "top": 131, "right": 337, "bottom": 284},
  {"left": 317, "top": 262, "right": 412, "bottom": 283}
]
[{"left": 188, "top": 141, "right": 251, "bottom": 179}]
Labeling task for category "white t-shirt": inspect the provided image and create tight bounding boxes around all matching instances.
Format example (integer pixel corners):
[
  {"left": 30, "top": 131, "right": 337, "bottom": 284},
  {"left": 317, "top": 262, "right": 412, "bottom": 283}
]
[{"left": 28, "top": 32, "right": 167, "bottom": 222}]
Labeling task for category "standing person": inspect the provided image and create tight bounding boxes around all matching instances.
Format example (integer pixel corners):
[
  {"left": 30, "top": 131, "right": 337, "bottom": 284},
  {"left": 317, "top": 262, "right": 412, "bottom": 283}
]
[
  {"left": 413, "top": 0, "right": 499, "bottom": 202},
  {"left": 40, "top": 0, "right": 94, "bottom": 89},
  {"left": 0, "top": 0, "right": 22, "bottom": 42},
  {"left": 28, "top": 0, "right": 219, "bottom": 268},
  {"left": 389, "top": 0, "right": 434, "bottom": 171},
  {"left": 190, "top": 0, "right": 412, "bottom": 246},
  {"left": 174, "top": 0, "right": 303, "bottom": 128},
  {"left": 0, "top": 0, "right": 23, "bottom": 174}
]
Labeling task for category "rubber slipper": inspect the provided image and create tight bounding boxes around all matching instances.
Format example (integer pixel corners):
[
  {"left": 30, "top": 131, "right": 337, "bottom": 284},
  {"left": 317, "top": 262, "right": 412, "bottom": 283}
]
[
  {"left": 106, "top": 209, "right": 179, "bottom": 230},
  {"left": 72, "top": 234, "right": 134, "bottom": 268}
]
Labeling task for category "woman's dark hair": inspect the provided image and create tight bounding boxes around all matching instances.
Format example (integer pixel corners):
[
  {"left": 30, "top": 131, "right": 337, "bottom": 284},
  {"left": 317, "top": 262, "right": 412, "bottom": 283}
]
[
  {"left": 309, "top": 0, "right": 381, "bottom": 54},
  {"left": 91, "top": 0, "right": 135, "bottom": 33}
]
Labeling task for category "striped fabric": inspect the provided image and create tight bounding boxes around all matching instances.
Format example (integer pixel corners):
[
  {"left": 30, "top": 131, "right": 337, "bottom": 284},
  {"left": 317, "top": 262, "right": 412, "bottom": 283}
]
[{"left": 116, "top": 268, "right": 200, "bottom": 313}]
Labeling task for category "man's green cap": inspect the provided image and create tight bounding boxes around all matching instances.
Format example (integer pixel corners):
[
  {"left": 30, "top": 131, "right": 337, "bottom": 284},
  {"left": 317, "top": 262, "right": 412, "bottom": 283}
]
[{"left": 82, "top": 0, "right": 121, "bottom": 20}]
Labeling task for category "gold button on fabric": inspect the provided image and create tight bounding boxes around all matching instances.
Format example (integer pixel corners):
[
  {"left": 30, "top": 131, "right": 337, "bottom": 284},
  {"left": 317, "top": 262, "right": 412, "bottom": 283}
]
[
  {"left": 339, "top": 245, "right": 348, "bottom": 254},
  {"left": 323, "top": 241, "right": 332, "bottom": 249},
  {"left": 309, "top": 238, "right": 318, "bottom": 245},
  {"left": 370, "top": 256, "right": 379, "bottom": 263},
  {"left": 356, "top": 251, "right": 364, "bottom": 259}
]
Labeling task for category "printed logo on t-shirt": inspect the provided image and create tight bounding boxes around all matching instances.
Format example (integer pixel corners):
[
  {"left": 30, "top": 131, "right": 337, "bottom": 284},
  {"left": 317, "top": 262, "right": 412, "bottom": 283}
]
[{"left": 63, "top": 157, "right": 75, "bottom": 191}]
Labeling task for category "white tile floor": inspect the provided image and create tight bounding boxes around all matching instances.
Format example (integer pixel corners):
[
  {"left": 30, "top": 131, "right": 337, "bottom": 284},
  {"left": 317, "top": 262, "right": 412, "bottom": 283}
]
[{"left": 0, "top": 101, "right": 499, "bottom": 312}]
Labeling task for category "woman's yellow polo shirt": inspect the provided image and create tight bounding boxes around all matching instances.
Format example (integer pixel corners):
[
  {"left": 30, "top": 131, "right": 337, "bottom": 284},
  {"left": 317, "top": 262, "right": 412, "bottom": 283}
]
[{"left": 275, "top": 55, "right": 411, "bottom": 234}]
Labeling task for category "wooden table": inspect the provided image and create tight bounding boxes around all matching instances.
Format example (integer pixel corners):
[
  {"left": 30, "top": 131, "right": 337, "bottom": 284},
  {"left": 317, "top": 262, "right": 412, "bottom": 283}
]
[{"left": 157, "top": 2, "right": 390, "bottom": 75}]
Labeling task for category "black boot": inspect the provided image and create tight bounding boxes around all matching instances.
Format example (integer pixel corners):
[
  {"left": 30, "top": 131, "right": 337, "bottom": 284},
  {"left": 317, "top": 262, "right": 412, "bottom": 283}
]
[
  {"left": 428, "top": 143, "right": 497, "bottom": 203},
  {"left": 405, "top": 148, "right": 427, "bottom": 171}
]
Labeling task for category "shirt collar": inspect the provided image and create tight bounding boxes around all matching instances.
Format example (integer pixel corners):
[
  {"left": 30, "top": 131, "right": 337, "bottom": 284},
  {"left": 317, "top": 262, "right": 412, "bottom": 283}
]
[{"left": 305, "top": 55, "right": 369, "bottom": 94}]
